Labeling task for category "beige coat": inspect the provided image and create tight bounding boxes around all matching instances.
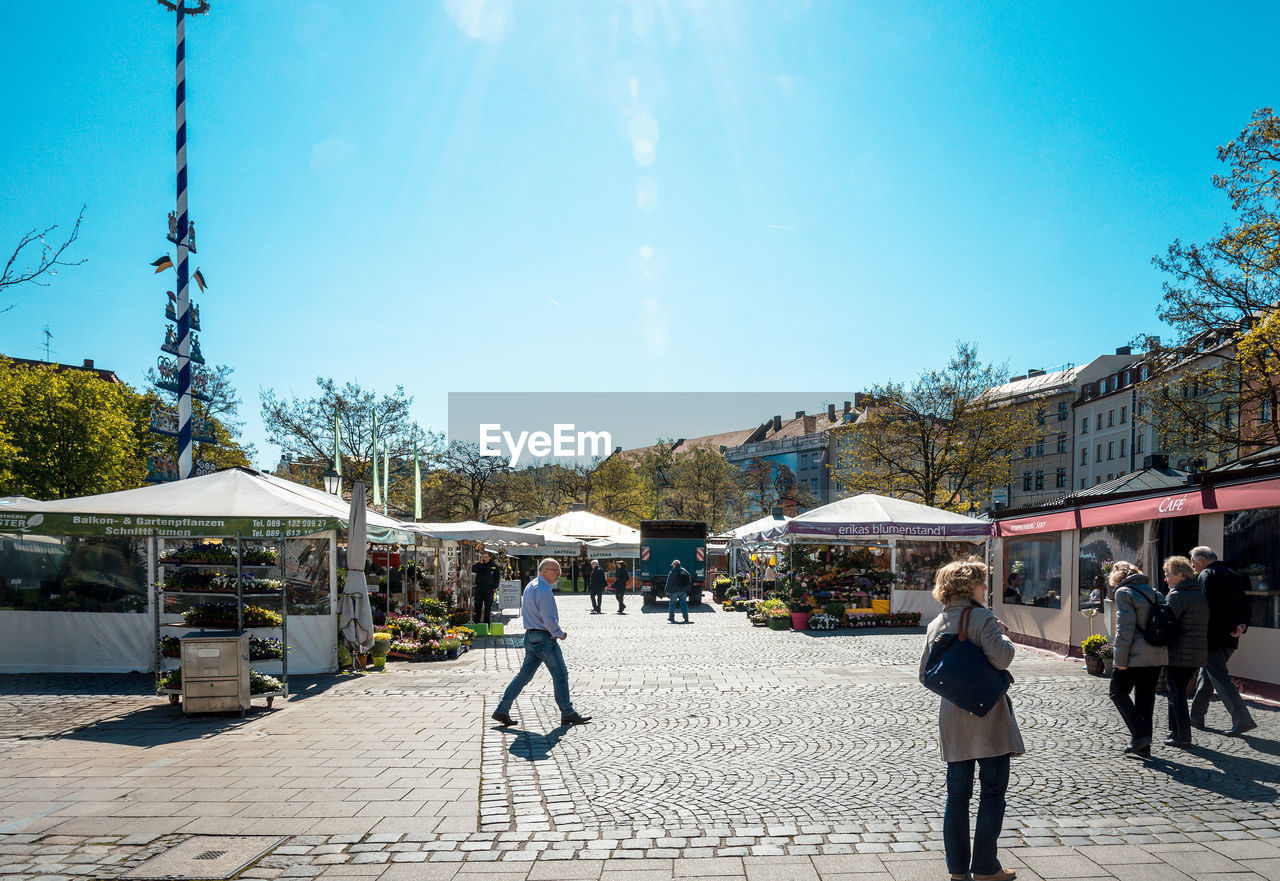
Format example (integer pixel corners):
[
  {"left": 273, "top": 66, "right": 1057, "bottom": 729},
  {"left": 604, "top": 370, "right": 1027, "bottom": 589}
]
[{"left": 919, "top": 599, "right": 1026, "bottom": 763}]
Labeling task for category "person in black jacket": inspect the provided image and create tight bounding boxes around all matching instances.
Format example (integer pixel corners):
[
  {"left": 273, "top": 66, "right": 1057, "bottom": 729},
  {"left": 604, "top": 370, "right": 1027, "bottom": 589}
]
[
  {"left": 1161, "top": 556, "right": 1209, "bottom": 746},
  {"left": 613, "top": 561, "right": 631, "bottom": 613},
  {"left": 471, "top": 552, "right": 501, "bottom": 626},
  {"left": 588, "top": 559, "right": 607, "bottom": 613},
  {"left": 1188, "top": 546, "right": 1256, "bottom": 736}
]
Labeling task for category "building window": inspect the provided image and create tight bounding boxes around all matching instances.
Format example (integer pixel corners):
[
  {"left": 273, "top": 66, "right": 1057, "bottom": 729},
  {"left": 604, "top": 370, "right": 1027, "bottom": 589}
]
[
  {"left": 1023, "top": 472, "right": 1032, "bottom": 491},
  {"left": 1081, "top": 448, "right": 1088, "bottom": 466},
  {"left": 1080, "top": 477, "right": 1087, "bottom": 489},
  {"left": 1004, "top": 536, "right": 1062, "bottom": 609},
  {"left": 1137, "top": 434, "right": 1145, "bottom": 454},
  {"left": 1096, "top": 476, "right": 1104, "bottom": 485},
  {"left": 1023, "top": 444, "right": 1032, "bottom": 459},
  {"left": 1055, "top": 467, "right": 1066, "bottom": 488},
  {"left": 1120, "top": 438, "right": 1126, "bottom": 457},
  {"left": 1082, "top": 418, "right": 1089, "bottom": 435},
  {"left": 1140, "top": 365, "right": 1149, "bottom": 380},
  {"left": 1261, "top": 401, "right": 1274, "bottom": 424},
  {"left": 1058, "top": 402, "right": 1068, "bottom": 421},
  {"left": 1036, "top": 408, "right": 1045, "bottom": 426},
  {"left": 1137, "top": 399, "right": 1146, "bottom": 419},
  {"left": 1107, "top": 441, "right": 1115, "bottom": 460},
  {"left": 1108, "top": 410, "right": 1116, "bottom": 427},
  {"left": 1035, "top": 438, "right": 1045, "bottom": 457},
  {"left": 1096, "top": 414, "right": 1103, "bottom": 430},
  {"left": 1120, "top": 405, "right": 1127, "bottom": 424},
  {"left": 1100, "top": 378, "right": 1109, "bottom": 394},
  {"left": 1057, "top": 433, "right": 1067, "bottom": 453},
  {"left": 1107, "top": 473, "right": 1114, "bottom": 482},
  {"left": 1096, "top": 443, "right": 1103, "bottom": 461},
  {"left": 1035, "top": 471, "right": 1044, "bottom": 490}
]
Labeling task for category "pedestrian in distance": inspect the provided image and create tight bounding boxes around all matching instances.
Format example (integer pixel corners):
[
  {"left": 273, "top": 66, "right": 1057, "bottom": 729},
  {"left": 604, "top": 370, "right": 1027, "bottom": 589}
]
[
  {"left": 588, "top": 559, "right": 607, "bottom": 613},
  {"left": 919, "top": 558, "right": 1022, "bottom": 881},
  {"left": 666, "top": 559, "right": 692, "bottom": 624},
  {"left": 1162, "top": 555, "right": 1209, "bottom": 747},
  {"left": 1189, "top": 546, "right": 1257, "bottom": 736},
  {"left": 470, "top": 551, "right": 501, "bottom": 626},
  {"left": 491, "top": 558, "right": 591, "bottom": 729},
  {"left": 613, "top": 561, "right": 630, "bottom": 613},
  {"left": 1108, "top": 561, "right": 1168, "bottom": 758}
]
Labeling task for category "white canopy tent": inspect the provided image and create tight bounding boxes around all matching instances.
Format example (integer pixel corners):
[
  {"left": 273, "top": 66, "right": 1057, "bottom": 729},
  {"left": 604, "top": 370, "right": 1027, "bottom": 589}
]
[
  {"left": 528, "top": 509, "right": 639, "bottom": 542},
  {"left": 0, "top": 467, "right": 415, "bottom": 673},
  {"left": 584, "top": 535, "right": 640, "bottom": 559}
]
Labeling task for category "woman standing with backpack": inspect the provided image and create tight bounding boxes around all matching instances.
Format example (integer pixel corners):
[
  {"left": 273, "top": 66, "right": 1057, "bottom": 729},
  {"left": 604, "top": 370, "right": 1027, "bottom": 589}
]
[{"left": 1108, "top": 561, "right": 1169, "bottom": 758}]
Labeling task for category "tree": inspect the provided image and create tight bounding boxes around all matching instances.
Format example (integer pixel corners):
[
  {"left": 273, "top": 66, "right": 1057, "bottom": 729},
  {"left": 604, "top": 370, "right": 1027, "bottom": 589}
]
[
  {"left": 0, "top": 358, "right": 146, "bottom": 499},
  {"left": 1146, "top": 107, "right": 1280, "bottom": 458},
  {"left": 740, "top": 459, "right": 818, "bottom": 519},
  {"left": 260, "top": 378, "right": 442, "bottom": 494},
  {"left": 427, "top": 441, "right": 517, "bottom": 521},
  {"left": 830, "top": 342, "right": 1032, "bottom": 510},
  {"left": 636, "top": 442, "right": 747, "bottom": 529},
  {"left": 1, "top": 207, "right": 86, "bottom": 313}
]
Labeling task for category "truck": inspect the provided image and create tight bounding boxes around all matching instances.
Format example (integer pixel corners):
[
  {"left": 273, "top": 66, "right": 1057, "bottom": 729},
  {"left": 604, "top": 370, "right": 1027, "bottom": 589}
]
[{"left": 639, "top": 520, "right": 709, "bottom": 607}]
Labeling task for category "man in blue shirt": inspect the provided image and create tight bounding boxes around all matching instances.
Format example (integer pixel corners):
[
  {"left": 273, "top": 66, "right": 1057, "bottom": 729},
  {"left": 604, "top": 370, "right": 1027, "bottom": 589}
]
[{"left": 492, "top": 558, "right": 591, "bottom": 728}]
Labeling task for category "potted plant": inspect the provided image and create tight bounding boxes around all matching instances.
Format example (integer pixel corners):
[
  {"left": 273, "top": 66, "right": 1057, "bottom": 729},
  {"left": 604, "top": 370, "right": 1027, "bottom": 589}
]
[
  {"left": 712, "top": 576, "right": 732, "bottom": 603},
  {"left": 760, "top": 598, "right": 790, "bottom": 630},
  {"left": 1100, "top": 643, "right": 1115, "bottom": 676},
  {"left": 371, "top": 633, "right": 391, "bottom": 670},
  {"left": 787, "top": 599, "right": 811, "bottom": 631},
  {"left": 1081, "top": 634, "right": 1107, "bottom": 675}
]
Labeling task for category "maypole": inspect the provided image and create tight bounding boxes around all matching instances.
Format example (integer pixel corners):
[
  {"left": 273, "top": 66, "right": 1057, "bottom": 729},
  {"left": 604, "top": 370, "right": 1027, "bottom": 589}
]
[{"left": 158, "top": 0, "right": 210, "bottom": 480}]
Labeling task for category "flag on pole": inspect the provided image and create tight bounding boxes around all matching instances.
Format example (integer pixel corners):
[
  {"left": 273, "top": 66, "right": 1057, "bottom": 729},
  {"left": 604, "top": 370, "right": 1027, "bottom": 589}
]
[
  {"left": 371, "top": 412, "right": 381, "bottom": 507},
  {"left": 384, "top": 446, "right": 390, "bottom": 513},
  {"left": 414, "top": 443, "right": 422, "bottom": 521},
  {"left": 333, "top": 411, "right": 342, "bottom": 498}
]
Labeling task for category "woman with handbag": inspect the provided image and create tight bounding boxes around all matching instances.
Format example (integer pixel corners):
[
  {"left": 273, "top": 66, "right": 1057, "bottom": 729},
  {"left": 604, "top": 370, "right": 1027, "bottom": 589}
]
[
  {"left": 919, "top": 559, "right": 1023, "bottom": 881},
  {"left": 1108, "top": 561, "right": 1169, "bottom": 757}
]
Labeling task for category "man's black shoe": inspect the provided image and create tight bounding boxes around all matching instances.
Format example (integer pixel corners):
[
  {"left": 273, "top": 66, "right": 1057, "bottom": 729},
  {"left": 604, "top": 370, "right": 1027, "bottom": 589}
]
[
  {"left": 1228, "top": 721, "right": 1258, "bottom": 737},
  {"left": 491, "top": 711, "right": 518, "bottom": 728},
  {"left": 1190, "top": 717, "right": 1207, "bottom": 730},
  {"left": 668, "top": 618, "right": 676, "bottom": 623},
  {"left": 683, "top": 619, "right": 691, "bottom": 624},
  {"left": 1164, "top": 737, "right": 1192, "bottom": 747},
  {"left": 561, "top": 713, "right": 592, "bottom": 725}
]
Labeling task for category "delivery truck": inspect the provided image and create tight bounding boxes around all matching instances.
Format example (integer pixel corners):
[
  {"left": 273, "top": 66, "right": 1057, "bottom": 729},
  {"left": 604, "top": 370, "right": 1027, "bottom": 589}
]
[{"left": 639, "top": 520, "right": 708, "bottom": 607}]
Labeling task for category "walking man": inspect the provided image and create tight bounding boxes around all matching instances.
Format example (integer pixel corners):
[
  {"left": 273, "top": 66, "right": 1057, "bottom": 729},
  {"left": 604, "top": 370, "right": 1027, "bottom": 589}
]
[
  {"left": 666, "top": 559, "right": 692, "bottom": 624},
  {"left": 614, "top": 560, "right": 631, "bottom": 613},
  {"left": 588, "top": 559, "right": 607, "bottom": 613},
  {"left": 1189, "top": 546, "right": 1256, "bottom": 736},
  {"left": 471, "top": 551, "right": 501, "bottom": 626},
  {"left": 492, "top": 558, "right": 591, "bottom": 728}
]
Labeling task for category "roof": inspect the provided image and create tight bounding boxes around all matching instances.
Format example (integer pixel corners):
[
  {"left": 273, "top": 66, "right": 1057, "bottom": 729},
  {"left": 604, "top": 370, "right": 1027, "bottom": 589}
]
[
  {"left": 1073, "top": 467, "right": 1191, "bottom": 498},
  {"left": 528, "top": 510, "right": 640, "bottom": 541},
  {"left": 982, "top": 366, "right": 1082, "bottom": 402},
  {"left": 739, "top": 493, "right": 991, "bottom": 540},
  {"left": 3, "top": 355, "right": 123, "bottom": 384}
]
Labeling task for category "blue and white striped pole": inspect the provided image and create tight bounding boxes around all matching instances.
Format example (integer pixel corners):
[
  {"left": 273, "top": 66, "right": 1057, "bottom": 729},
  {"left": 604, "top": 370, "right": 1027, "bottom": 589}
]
[{"left": 161, "top": 0, "right": 209, "bottom": 479}]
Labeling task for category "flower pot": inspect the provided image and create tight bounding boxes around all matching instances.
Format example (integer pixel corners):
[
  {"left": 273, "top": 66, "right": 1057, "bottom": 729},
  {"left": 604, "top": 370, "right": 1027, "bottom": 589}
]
[
  {"left": 372, "top": 654, "right": 386, "bottom": 670},
  {"left": 446, "top": 648, "right": 459, "bottom": 660},
  {"left": 1085, "top": 654, "right": 1103, "bottom": 675},
  {"left": 472, "top": 623, "right": 489, "bottom": 636},
  {"left": 490, "top": 622, "right": 504, "bottom": 636},
  {"left": 1102, "top": 657, "right": 1114, "bottom": 676},
  {"left": 790, "top": 612, "right": 810, "bottom": 631},
  {"left": 767, "top": 617, "right": 791, "bottom": 631}
]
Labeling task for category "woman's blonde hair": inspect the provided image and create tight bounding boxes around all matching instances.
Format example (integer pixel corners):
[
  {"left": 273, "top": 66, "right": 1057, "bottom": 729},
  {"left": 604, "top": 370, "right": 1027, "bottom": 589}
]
[
  {"left": 933, "top": 557, "right": 988, "bottom": 603},
  {"left": 1162, "top": 555, "right": 1196, "bottom": 583},
  {"left": 1107, "top": 560, "right": 1143, "bottom": 587}
]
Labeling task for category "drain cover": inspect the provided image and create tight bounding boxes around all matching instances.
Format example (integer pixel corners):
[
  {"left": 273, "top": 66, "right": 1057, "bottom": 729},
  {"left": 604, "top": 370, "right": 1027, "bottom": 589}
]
[{"left": 125, "top": 835, "right": 283, "bottom": 880}]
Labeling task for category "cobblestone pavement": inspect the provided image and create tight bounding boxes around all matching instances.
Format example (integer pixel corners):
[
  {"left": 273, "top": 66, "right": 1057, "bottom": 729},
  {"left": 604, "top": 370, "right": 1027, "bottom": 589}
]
[{"left": 1, "top": 594, "right": 1279, "bottom": 880}]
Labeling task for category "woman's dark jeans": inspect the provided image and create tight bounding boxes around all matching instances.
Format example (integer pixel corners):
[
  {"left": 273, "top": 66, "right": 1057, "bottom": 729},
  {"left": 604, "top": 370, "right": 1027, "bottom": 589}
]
[
  {"left": 1166, "top": 665, "right": 1196, "bottom": 742},
  {"left": 944, "top": 753, "right": 1010, "bottom": 876}
]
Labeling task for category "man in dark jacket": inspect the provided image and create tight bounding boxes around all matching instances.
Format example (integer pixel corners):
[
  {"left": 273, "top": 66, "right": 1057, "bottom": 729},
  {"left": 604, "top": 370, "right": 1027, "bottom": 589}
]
[
  {"left": 613, "top": 561, "right": 630, "bottom": 613},
  {"left": 471, "top": 552, "right": 501, "bottom": 626},
  {"left": 588, "top": 559, "right": 607, "bottom": 613},
  {"left": 666, "top": 559, "right": 692, "bottom": 624},
  {"left": 1188, "top": 546, "right": 1256, "bottom": 736}
]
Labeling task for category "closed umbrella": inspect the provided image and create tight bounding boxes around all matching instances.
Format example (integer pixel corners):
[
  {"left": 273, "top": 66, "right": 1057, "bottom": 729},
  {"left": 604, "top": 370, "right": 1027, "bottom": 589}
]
[{"left": 339, "top": 481, "right": 375, "bottom": 665}]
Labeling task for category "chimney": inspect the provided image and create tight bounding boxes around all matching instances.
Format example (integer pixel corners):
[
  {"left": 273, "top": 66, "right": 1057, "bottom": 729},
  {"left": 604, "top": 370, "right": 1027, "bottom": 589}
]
[
  {"left": 849, "top": 396, "right": 861, "bottom": 410},
  {"left": 773, "top": 415, "right": 782, "bottom": 431},
  {"left": 82, "top": 359, "right": 94, "bottom": 369},
  {"left": 770, "top": 506, "right": 784, "bottom": 519},
  {"left": 1027, "top": 368, "right": 1045, "bottom": 378},
  {"left": 1115, "top": 346, "right": 1131, "bottom": 356},
  {"left": 828, "top": 403, "right": 836, "bottom": 420},
  {"left": 569, "top": 503, "right": 587, "bottom": 511},
  {"left": 1142, "top": 454, "right": 1169, "bottom": 470},
  {"left": 1011, "top": 375, "right": 1027, "bottom": 382},
  {"left": 795, "top": 410, "right": 805, "bottom": 419}
]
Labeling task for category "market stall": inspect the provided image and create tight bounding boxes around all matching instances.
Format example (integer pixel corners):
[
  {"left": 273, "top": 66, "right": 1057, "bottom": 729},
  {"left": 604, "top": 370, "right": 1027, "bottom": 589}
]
[
  {"left": 0, "top": 467, "right": 414, "bottom": 674},
  {"left": 744, "top": 493, "right": 992, "bottom": 621}
]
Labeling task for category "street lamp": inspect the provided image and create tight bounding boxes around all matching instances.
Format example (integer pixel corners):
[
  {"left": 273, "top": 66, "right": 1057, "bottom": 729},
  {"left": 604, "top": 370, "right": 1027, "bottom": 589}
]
[{"left": 322, "top": 465, "right": 340, "bottom": 495}]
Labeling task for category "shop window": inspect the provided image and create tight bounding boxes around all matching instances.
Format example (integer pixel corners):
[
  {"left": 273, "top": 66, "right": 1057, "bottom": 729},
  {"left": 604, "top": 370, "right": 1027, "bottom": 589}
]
[
  {"left": 1004, "top": 536, "right": 1062, "bottom": 609},
  {"left": 1079, "top": 522, "right": 1144, "bottom": 611},
  {"left": 896, "top": 541, "right": 985, "bottom": 592},
  {"left": 1035, "top": 470, "right": 1044, "bottom": 490},
  {"left": 1057, "top": 434, "right": 1067, "bottom": 453},
  {"left": 1055, "top": 467, "right": 1066, "bottom": 488},
  {"left": 0, "top": 535, "right": 149, "bottom": 613},
  {"left": 1225, "top": 509, "right": 1280, "bottom": 629}
]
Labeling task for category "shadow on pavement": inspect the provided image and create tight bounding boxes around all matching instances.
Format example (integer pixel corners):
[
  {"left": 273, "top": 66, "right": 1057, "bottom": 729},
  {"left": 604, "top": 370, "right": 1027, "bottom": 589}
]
[
  {"left": 507, "top": 724, "right": 569, "bottom": 762},
  {"left": 62, "top": 703, "right": 264, "bottom": 746},
  {"left": 1146, "top": 743, "right": 1280, "bottom": 802},
  {"left": 0, "top": 672, "right": 155, "bottom": 696}
]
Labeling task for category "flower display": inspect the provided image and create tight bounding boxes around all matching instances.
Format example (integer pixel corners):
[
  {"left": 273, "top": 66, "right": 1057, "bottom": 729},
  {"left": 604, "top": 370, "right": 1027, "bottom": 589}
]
[
  {"left": 157, "top": 668, "right": 182, "bottom": 692},
  {"left": 159, "top": 636, "right": 181, "bottom": 658},
  {"left": 1081, "top": 634, "right": 1108, "bottom": 656},
  {"left": 249, "top": 636, "right": 285, "bottom": 660},
  {"left": 808, "top": 612, "right": 840, "bottom": 631},
  {"left": 182, "top": 602, "right": 283, "bottom": 628},
  {"left": 249, "top": 670, "right": 283, "bottom": 694},
  {"left": 846, "top": 611, "right": 922, "bottom": 628}
]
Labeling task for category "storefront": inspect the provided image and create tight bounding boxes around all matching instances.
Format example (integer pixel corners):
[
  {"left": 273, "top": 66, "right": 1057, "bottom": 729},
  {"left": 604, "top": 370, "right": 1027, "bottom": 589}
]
[{"left": 992, "top": 466, "right": 1280, "bottom": 692}]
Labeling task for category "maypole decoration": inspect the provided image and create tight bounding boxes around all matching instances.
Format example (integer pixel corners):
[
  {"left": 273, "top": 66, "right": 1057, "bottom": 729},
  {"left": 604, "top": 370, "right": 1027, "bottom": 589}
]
[{"left": 149, "top": 0, "right": 213, "bottom": 482}]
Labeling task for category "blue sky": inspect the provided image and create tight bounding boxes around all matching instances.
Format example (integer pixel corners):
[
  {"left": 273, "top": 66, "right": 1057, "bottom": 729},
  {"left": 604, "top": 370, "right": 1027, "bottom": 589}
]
[{"left": 2, "top": 1, "right": 1278, "bottom": 468}]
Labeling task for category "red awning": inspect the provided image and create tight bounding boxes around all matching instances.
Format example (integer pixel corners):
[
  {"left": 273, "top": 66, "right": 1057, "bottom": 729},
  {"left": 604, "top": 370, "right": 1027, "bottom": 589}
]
[
  {"left": 995, "top": 510, "right": 1080, "bottom": 537},
  {"left": 1077, "top": 491, "right": 1206, "bottom": 529}
]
